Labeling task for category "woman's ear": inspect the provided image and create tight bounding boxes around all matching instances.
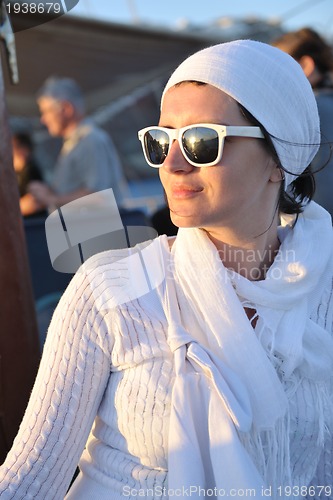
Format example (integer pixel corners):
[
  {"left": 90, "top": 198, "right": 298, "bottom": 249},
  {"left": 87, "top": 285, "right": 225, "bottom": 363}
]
[{"left": 270, "top": 166, "right": 285, "bottom": 184}]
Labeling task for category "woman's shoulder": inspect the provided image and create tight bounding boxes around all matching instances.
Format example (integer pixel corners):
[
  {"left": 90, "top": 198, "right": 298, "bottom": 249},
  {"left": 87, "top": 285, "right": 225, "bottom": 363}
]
[
  {"left": 73, "top": 235, "right": 171, "bottom": 311},
  {"left": 309, "top": 244, "right": 333, "bottom": 333},
  {"left": 81, "top": 234, "right": 170, "bottom": 272}
]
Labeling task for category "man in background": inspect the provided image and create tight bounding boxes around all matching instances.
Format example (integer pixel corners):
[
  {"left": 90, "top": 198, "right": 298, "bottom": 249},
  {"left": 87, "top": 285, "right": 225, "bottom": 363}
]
[
  {"left": 272, "top": 28, "right": 333, "bottom": 220},
  {"left": 29, "top": 77, "right": 128, "bottom": 211}
]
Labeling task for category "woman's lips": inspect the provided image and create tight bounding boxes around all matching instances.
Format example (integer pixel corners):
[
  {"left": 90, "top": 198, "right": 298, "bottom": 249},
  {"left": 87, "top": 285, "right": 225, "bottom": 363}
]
[{"left": 170, "top": 184, "right": 203, "bottom": 199}]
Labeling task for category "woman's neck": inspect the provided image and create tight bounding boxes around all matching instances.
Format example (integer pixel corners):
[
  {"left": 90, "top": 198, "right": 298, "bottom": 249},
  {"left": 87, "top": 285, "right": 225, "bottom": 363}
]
[{"left": 207, "top": 226, "right": 280, "bottom": 281}]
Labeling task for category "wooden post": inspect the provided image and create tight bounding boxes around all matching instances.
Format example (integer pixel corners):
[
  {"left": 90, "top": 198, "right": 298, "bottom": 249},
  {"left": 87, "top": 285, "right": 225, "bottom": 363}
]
[{"left": 0, "top": 57, "right": 40, "bottom": 463}]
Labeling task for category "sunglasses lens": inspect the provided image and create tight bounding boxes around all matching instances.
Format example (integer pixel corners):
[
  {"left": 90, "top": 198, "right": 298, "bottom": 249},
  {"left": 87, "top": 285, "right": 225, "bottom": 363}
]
[
  {"left": 182, "top": 127, "right": 219, "bottom": 165},
  {"left": 144, "top": 129, "right": 170, "bottom": 165}
]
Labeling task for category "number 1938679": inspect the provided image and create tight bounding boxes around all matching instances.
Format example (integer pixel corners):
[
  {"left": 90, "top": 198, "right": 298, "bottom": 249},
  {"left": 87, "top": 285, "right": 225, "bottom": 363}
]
[{"left": 6, "top": 3, "right": 62, "bottom": 14}]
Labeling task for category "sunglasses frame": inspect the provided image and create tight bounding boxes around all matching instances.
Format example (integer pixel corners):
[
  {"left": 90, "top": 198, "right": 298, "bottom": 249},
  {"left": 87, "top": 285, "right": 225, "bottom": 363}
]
[{"left": 138, "top": 123, "right": 265, "bottom": 168}]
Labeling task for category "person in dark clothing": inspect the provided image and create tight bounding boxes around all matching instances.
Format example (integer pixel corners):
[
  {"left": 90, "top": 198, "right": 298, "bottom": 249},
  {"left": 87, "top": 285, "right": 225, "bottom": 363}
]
[
  {"left": 151, "top": 203, "right": 178, "bottom": 236},
  {"left": 12, "top": 132, "right": 46, "bottom": 217}
]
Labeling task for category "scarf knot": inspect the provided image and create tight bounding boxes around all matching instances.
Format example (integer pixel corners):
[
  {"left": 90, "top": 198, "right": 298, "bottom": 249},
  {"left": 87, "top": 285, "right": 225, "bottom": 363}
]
[{"left": 167, "top": 322, "right": 192, "bottom": 353}]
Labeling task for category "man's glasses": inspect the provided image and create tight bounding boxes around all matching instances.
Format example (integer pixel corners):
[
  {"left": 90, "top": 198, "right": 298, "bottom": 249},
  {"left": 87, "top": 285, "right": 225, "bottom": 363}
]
[{"left": 138, "top": 123, "right": 264, "bottom": 168}]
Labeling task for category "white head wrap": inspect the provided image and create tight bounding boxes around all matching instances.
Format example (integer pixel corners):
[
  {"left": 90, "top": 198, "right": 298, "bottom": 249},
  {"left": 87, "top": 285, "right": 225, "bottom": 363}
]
[{"left": 162, "top": 39, "right": 320, "bottom": 187}]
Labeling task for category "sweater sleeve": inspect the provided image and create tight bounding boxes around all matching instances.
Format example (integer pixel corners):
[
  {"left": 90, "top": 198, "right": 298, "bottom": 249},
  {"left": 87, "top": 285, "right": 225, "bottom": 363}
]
[{"left": 0, "top": 265, "right": 114, "bottom": 500}]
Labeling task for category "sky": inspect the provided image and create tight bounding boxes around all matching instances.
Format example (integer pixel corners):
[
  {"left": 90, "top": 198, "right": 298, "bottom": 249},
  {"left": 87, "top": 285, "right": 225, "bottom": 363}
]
[{"left": 70, "top": 0, "right": 333, "bottom": 40}]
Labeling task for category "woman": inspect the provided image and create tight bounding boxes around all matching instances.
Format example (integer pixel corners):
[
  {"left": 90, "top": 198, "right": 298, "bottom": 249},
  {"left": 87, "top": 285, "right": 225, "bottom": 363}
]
[
  {"left": 273, "top": 28, "right": 333, "bottom": 218},
  {"left": 1, "top": 40, "right": 333, "bottom": 499}
]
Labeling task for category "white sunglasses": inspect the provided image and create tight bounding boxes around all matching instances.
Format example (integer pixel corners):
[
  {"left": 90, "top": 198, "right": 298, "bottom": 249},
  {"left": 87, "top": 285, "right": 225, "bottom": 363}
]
[{"left": 138, "top": 123, "right": 265, "bottom": 168}]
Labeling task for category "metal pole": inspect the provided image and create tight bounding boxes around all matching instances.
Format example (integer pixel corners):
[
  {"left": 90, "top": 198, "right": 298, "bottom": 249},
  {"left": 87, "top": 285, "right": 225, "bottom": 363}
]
[{"left": 0, "top": 3, "right": 40, "bottom": 463}]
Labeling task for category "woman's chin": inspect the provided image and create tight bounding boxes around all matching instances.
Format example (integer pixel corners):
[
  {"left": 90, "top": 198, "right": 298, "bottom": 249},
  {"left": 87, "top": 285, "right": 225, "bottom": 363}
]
[{"left": 170, "top": 210, "right": 202, "bottom": 228}]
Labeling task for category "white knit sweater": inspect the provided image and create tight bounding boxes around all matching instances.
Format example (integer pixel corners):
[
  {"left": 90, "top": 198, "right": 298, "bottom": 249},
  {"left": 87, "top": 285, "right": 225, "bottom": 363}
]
[{"left": 0, "top": 236, "right": 332, "bottom": 499}]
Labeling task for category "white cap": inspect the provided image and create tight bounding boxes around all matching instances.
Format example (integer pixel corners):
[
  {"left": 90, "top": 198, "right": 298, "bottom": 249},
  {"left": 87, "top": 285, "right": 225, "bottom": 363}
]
[{"left": 162, "top": 40, "right": 320, "bottom": 187}]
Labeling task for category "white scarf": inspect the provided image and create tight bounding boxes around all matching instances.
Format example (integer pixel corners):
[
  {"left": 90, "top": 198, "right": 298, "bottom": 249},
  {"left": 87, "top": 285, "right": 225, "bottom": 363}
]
[{"left": 158, "top": 201, "right": 333, "bottom": 499}]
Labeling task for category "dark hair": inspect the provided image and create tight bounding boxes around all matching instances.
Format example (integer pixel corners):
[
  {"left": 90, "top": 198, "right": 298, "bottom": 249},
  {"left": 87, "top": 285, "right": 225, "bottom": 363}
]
[
  {"left": 238, "top": 104, "right": 315, "bottom": 216},
  {"left": 272, "top": 28, "right": 333, "bottom": 76},
  {"left": 12, "top": 131, "right": 33, "bottom": 151}
]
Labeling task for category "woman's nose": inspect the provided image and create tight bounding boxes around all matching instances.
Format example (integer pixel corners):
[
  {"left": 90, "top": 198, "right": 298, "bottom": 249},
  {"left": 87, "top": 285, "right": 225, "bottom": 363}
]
[{"left": 161, "top": 140, "right": 194, "bottom": 173}]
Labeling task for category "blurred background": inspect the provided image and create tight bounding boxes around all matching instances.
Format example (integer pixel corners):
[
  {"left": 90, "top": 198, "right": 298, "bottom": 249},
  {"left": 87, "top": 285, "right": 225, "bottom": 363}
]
[{"left": 5, "top": 0, "right": 333, "bottom": 215}]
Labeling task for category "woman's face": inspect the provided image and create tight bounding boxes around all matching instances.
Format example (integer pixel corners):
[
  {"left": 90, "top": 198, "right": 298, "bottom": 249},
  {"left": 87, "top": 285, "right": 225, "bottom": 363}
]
[{"left": 159, "top": 83, "right": 281, "bottom": 239}]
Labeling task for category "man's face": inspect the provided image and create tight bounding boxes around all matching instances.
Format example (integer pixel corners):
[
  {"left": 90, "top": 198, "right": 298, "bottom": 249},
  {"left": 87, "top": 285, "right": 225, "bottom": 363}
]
[{"left": 38, "top": 97, "right": 70, "bottom": 137}]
